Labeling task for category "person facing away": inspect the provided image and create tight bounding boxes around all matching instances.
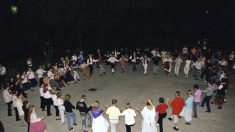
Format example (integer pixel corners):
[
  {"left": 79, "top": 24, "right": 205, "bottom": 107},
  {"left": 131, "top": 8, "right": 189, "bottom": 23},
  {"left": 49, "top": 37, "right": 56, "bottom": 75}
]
[
  {"left": 106, "top": 99, "right": 121, "bottom": 132},
  {"left": 120, "top": 103, "right": 137, "bottom": 132}
]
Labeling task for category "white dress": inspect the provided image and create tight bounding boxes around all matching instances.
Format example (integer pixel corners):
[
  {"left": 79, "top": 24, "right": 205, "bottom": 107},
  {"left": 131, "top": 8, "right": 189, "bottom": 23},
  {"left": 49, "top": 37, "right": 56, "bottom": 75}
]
[
  {"left": 92, "top": 115, "right": 109, "bottom": 132},
  {"left": 141, "top": 106, "right": 158, "bottom": 132}
]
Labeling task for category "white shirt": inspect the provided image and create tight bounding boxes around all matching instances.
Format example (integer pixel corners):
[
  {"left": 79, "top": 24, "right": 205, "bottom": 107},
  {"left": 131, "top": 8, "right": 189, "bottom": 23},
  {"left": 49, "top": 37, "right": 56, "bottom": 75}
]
[
  {"left": 121, "top": 108, "right": 136, "bottom": 125},
  {"left": 185, "top": 60, "right": 191, "bottom": 66},
  {"left": 16, "top": 98, "right": 24, "bottom": 116},
  {"left": 195, "top": 61, "right": 202, "bottom": 70},
  {"left": 47, "top": 71, "right": 54, "bottom": 80},
  {"left": 43, "top": 87, "right": 52, "bottom": 99},
  {"left": 0, "top": 66, "right": 6, "bottom": 75},
  {"left": 72, "top": 55, "right": 78, "bottom": 61},
  {"left": 51, "top": 94, "right": 58, "bottom": 106},
  {"left": 39, "top": 87, "right": 44, "bottom": 97},
  {"left": 36, "top": 68, "right": 45, "bottom": 79},
  {"left": 30, "top": 112, "right": 42, "bottom": 123},
  {"left": 12, "top": 95, "right": 17, "bottom": 107},
  {"left": 21, "top": 75, "right": 28, "bottom": 83},
  {"left": 27, "top": 71, "right": 35, "bottom": 79},
  {"left": 108, "top": 57, "right": 119, "bottom": 64},
  {"left": 57, "top": 98, "right": 64, "bottom": 106}
]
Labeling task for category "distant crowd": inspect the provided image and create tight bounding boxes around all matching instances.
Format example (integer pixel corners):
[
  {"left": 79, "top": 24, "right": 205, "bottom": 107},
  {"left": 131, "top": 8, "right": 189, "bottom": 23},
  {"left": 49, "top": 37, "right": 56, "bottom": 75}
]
[{"left": 0, "top": 43, "right": 234, "bottom": 132}]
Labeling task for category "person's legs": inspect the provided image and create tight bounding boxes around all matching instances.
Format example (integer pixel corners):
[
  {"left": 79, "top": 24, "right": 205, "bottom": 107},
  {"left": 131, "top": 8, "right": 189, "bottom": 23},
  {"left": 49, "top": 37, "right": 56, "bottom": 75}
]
[
  {"left": 125, "top": 124, "right": 131, "bottom": 132},
  {"left": 59, "top": 107, "right": 65, "bottom": 124},
  {"left": 206, "top": 96, "right": 212, "bottom": 112},
  {"left": 7, "top": 101, "right": 12, "bottom": 116},
  {"left": 110, "top": 120, "right": 118, "bottom": 132},
  {"left": 46, "top": 99, "right": 51, "bottom": 116},
  {"left": 54, "top": 105, "right": 59, "bottom": 117},
  {"left": 173, "top": 115, "right": 179, "bottom": 130},
  {"left": 14, "top": 107, "right": 20, "bottom": 121},
  {"left": 200, "top": 96, "right": 207, "bottom": 107},
  {"left": 81, "top": 114, "right": 87, "bottom": 131},
  {"left": 133, "top": 63, "right": 136, "bottom": 71},
  {"left": 66, "top": 113, "right": 72, "bottom": 129},
  {"left": 158, "top": 113, "right": 166, "bottom": 132},
  {"left": 193, "top": 102, "right": 199, "bottom": 118},
  {"left": 72, "top": 112, "right": 77, "bottom": 125}
]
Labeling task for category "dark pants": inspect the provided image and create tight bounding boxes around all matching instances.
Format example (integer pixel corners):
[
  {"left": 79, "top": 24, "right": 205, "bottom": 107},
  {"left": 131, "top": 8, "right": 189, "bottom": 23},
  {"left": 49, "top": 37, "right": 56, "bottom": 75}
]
[
  {"left": 40, "top": 96, "right": 45, "bottom": 111},
  {"left": 45, "top": 98, "right": 52, "bottom": 116},
  {"left": 54, "top": 105, "right": 59, "bottom": 116},
  {"left": 89, "top": 65, "right": 93, "bottom": 77},
  {"left": 0, "top": 75, "right": 6, "bottom": 91},
  {"left": 125, "top": 124, "right": 134, "bottom": 132},
  {"left": 201, "top": 68, "right": 210, "bottom": 81},
  {"left": 193, "top": 102, "right": 200, "bottom": 117},
  {"left": 132, "top": 63, "right": 137, "bottom": 71},
  {"left": 39, "top": 78, "right": 44, "bottom": 87},
  {"left": 29, "top": 78, "right": 38, "bottom": 88},
  {"left": 6, "top": 101, "right": 12, "bottom": 116},
  {"left": 14, "top": 107, "right": 20, "bottom": 121},
  {"left": 201, "top": 96, "right": 212, "bottom": 112},
  {"left": 158, "top": 113, "right": 167, "bottom": 132}
]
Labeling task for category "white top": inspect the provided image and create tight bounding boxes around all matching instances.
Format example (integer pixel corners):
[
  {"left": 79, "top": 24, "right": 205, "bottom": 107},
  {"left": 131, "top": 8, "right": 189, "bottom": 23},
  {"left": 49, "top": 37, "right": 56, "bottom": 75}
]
[
  {"left": 51, "top": 94, "right": 58, "bottom": 106},
  {"left": 27, "top": 71, "right": 35, "bottom": 79},
  {"left": 36, "top": 68, "right": 45, "bottom": 79},
  {"left": 72, "top": 55, "right": 78, "bottom": 61},
  {"left": 21, "top": 75, "right": 28, "bottom": 84},
  {"left": 108, "top": 57, "right": 119, "bottom": 64},
  {"left": 57, "top": 98, "right": 64, "bottom": 106},
  {"left": 30, "top": 112, "right": 42, "bottom": 123},
  {"left": 195, "top": 61, "right": 202, "bottom": 70},
  {"left": 47, "top": 71, "right": 54, "bottom": 80},
  {"left": 43, "top": 87, "right": 52, "bottom": 99},
  {"left": 121, "top": 108, "right": 136, "bottom": 125},
  {"left": 39, "top": 87, "right": 44, "bottom": 97},
  {"left": 185, "top": 60, "right": 191, "bottom": 66},
  {"left": 219, "top": 60, "right": 228, "bottom": 66},
  {"left": 230, "top": 54, "right": 234, "bottom": 61},
  {"left": 12, "top": 95, "right": 17, "bottom": 107},
  {"left": 16, "top": 98, "right": 24, "bottom": 116},
  {"left": 0, "top": 66, "right": 6, "bottom": 75}
]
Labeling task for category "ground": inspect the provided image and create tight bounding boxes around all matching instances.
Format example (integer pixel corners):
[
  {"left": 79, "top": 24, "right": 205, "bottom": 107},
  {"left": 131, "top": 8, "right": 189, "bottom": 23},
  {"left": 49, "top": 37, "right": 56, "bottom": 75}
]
[{"left": 1, "top": 63, "right": 235, "bottom": 132}]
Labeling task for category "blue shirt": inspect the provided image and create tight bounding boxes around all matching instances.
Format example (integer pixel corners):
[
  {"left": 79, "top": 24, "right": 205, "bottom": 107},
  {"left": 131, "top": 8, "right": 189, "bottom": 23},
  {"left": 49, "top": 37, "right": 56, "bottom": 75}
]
[{"left": 185, "top": 96, "right": 194, "bottom": 109}]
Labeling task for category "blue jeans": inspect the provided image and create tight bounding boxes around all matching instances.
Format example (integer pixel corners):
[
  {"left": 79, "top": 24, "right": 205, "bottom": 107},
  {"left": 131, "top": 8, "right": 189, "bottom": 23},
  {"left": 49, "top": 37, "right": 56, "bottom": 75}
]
[
  {"left": 195, "top": 69, "right": 201, "bottom": 80},
  {"left": 193, "top": 102, "right": 200, "bottom": 117},
  {"left": 66, "top": 112, "right": 77, "bottom": 129},
  {"left": 81, "top": 113, "right": 92, "bottom": 131},
  {"left": 201, "top": 96, "right": 212, "bottom": 112}
]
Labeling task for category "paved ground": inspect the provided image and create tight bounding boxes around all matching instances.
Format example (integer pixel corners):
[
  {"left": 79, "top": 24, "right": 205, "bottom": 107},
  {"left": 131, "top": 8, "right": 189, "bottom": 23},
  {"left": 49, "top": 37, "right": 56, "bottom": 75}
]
[{"left": 1, "top": 63, "right": 235, "bottom": 132}]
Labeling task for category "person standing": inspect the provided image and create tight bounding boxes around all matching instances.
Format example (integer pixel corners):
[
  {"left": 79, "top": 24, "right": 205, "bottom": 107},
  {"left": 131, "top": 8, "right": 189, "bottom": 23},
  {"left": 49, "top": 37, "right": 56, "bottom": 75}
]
[
  {"left": 184, "top": 57, "right": 191, "bottom": 78},
  {"left": 97, "top": 56, "right": 106, "bottom": 76},
  {"left": 51, "top": 90, "right": 60, "bottom": 120},
  {"left": 120, "top": 103, "right": 137, "bottom": 132},
  {"left": 119, "top": 55, "right": 128, "bottom": 73},
  {"left": 86, "top": 54, "right": 97, "bottom": 77},
  {"left": 91, "top": 101, "right": 109, "bottom": 132},
  {"left": 3, "top": 85, "right": 13, "bottom": 116},
  {"left": 0, "top": 64, "right": 6, "bottom": 91},
  {"left": 76, "top": 95, "right": 92, "bottom": 132},
  {"left": 57, "top": 92, "right": 65, "bottom": 125},
  {"left": 152, "top": 51, "right": 162, "bottom": 75},
  {"left": 194, "top": 58, "right": 202, "bottom": 80},
  {"left": 28, "top": 105, "right": 47, "bottom": 132},
  {"left": 141, "top": 99, "right": 157, "bottom": 132},
  {"left": 168, "top": 91, "right": 185, "bottom": 131},
  {"left": 12, "top": 91, "right": 20, "bottom": 121},
  {"left": 42, "top": 83, "right": 52, "bottom": 116},
  {"left": 106, "top": 99, "right": 121, "bottom": 132},
  {"left": 163, "top": 54, "right": 172, "bottom": 75},
  {"left": 200, "top": 82, "right": 215, "bottom": 112},
  {"left": 192, "top": 84, "right": 202, "bottom": 118},
  {"left": 141, "top": 54, "right": 150, "bottom": 75},
  {"left": 129, "top": 51, "right": 137, "bottom": 71},
  {"left": 36, "top": 65, "right": 46, "bottom": 87},
  {"left": 156, "top": 97, "right": 168, "bottom": 132},
  {"left": 107, "top": 54, "right": 119, "bottom": 74},
  {"left": 16, "top": 93, "right": 26, "bottom": 127},
  {"left": 174, "top": 55, "right": 183, "bottom": 77},
  {"left": 64, "top": 94, "right": 77, "bottom": 131},
  {"left": 180, "top": 90, "right": 194, "bottom": 125},
  {"left": 27, "top": 68, "right": 38, "bottom": 88}
]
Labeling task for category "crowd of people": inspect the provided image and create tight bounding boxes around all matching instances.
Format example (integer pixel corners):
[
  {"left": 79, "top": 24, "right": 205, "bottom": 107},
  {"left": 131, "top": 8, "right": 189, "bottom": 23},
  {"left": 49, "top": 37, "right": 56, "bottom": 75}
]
[{"left": 0, "top": 44, "right": 234, "bottom": 132}]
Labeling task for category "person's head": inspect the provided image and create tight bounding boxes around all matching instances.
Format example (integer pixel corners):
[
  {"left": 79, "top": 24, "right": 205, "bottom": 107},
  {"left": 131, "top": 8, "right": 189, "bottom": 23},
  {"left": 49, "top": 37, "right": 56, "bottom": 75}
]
[
  {"left": 193, "top": 84, "right": 199, "bottom": 90},
  {"left": 93, "top": 101, "right": 100, "bottom": 108},
  {"left": 175, "top": 91, "right": 180, "bottom": 97},
  {"left": 65, "top": 94, "right": 71, "bottom": 101},
  {"left": 81, "top": 95, "right": 86, "bottom": 101},
  {"left": 57, "top": 92, "right": 62, "bottom": 98},
  {"left": 187, "top": 90, "right": 193, "bottom": 96},
  {"left": 112, "top": 99, "right": 117, "bottom": 105},
  {"left": 159, "top": 97, "right": 165, "bottom": 104},
  {"left": 125, "top": 102, "right": 131, "bottom": 109},
  {"left": 146, "top": 99, "right": 153, "bottom": 106}
]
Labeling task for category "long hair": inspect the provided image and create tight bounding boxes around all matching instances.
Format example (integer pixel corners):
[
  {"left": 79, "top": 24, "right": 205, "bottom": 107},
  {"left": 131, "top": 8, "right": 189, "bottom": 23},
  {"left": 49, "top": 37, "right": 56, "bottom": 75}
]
[{"left": 28, "top": 105, "right": 35, "bottom": 122}]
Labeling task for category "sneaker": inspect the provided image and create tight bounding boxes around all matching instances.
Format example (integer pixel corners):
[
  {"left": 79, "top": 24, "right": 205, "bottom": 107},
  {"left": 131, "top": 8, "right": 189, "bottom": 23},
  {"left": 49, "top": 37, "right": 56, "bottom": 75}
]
[
  {"left": 173, "top": 127, "right": 179, "bottom": 131},
  {"left": 73, "top": 123, "right": 77, "bottom": 125},
  {"left": 192, "top": 116, "right": 198, "bottom": 118},
  {"left": 69, "top": 127, "right": 73, "bottom": 131},
  {"left": 185, "top": 122, "right": 191, "bottom": 125}
]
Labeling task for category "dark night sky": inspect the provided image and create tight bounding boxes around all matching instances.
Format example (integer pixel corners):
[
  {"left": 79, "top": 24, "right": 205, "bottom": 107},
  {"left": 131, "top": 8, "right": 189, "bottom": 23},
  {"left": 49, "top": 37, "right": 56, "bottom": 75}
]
[{"left": 0, "top": 0, "right": 234, "bottom": 58}]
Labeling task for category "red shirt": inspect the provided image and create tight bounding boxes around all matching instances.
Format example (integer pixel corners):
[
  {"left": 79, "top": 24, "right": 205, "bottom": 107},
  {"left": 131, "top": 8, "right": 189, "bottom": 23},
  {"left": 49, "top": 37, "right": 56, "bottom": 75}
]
[
  {"left": 156, "top": 103, "right": 168, "bottom": 114},
  {"left": 171, "top": 97, "right": 185, "bottom": 115}
]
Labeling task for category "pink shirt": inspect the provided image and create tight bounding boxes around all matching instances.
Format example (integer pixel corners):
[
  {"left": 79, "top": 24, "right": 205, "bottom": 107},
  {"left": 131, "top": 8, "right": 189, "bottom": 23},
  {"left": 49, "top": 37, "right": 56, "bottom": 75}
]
[{"left": 194, "top": 89, "right": 202, "bottom": 103}]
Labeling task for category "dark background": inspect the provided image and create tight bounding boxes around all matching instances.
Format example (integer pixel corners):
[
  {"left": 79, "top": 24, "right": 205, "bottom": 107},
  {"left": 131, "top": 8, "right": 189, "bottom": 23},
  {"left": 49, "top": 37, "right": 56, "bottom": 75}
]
[{"left": 0, "top": 0, "right": 234, "bottom": 62}]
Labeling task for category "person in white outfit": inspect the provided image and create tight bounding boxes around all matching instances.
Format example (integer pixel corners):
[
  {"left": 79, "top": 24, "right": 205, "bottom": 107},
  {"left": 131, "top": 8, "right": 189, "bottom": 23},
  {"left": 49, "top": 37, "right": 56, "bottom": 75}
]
[
  {"left": 120, "top": 103, "right": 137, "bottom": 132},
  {"left": 57, "top": 92, "right": 65, "bottom": 124},
  {"left": 141, "top": 54, "right": 150, "bottom": 75},
  {"left": 107, "top": 54, "right": 119, "bottom": 74},
  {"left": 16, "top": 93, "right": 26, "bottom": 127},
  {"left": 106, "top": 99, "right": 121, "bottom": 132},
  {"left": 141, "top": 99, "right": 158, "bottom": 132},
  {"left": 184, "top": 57, "right": 191, "bottom": 78}
]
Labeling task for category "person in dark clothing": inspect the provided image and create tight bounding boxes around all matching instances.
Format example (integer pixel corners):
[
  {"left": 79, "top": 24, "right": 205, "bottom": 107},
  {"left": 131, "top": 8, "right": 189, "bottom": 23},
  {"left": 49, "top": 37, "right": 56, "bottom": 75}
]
[
  {"left": 23, "top": 101, "right": 30, "bottom": 132},
  {"left": 64, "top": 94, "right": 77, "bottom": 131},
  {"left": 0, "top": 121, "right": 4, "bottom": 132},
  {"left": 76, "top": 95, "right": 92, "bottom": 132}
]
